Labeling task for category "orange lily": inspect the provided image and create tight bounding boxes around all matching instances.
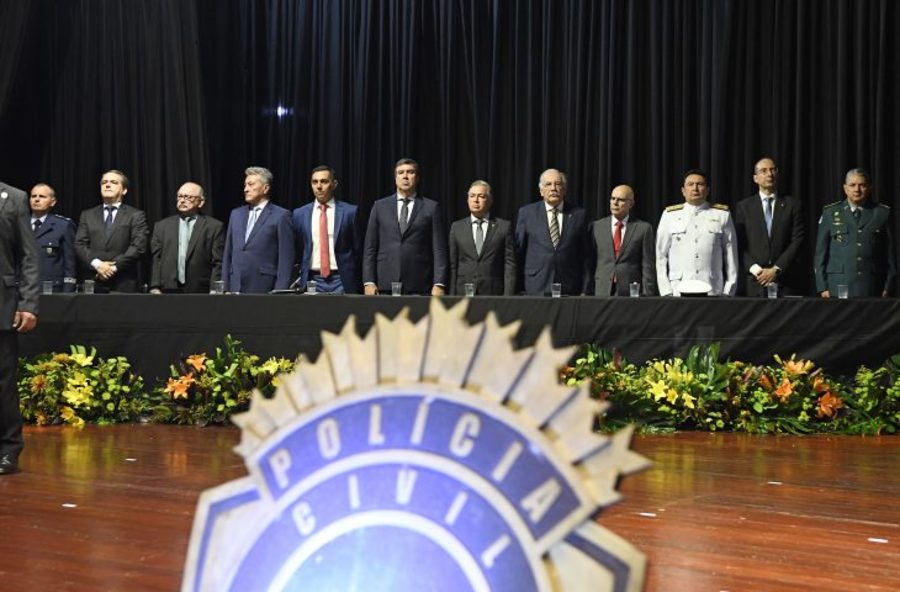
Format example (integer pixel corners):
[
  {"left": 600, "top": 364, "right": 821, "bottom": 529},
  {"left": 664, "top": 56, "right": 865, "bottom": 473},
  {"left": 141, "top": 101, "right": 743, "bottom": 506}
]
[
  {"left": 186, "top": 354, "right": 208, "bottom": 373},
  {"left": 816, "top": 392, "right": 844, "bottom": 419},
  {"left": 773, "top": 377, "right": 794, "bottom": 403}
]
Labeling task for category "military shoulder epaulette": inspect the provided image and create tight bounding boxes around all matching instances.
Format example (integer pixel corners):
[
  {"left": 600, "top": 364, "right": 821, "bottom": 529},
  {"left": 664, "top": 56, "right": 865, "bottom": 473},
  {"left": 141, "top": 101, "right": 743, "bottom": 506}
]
[
  {"left": 51, "top": 214, "right": 74, "bottom": 222},
  {"left": 877, "top": 202, "right": 891, "bottom": 209},
  {"left": 712, "top": 203, "right": 729, "bottom": 211},
  {"left": 822, "top": 201, "right": 842, "bottom": 209},
  {"left": 665, "top": 204, "right": 684, "bottom": 212}
]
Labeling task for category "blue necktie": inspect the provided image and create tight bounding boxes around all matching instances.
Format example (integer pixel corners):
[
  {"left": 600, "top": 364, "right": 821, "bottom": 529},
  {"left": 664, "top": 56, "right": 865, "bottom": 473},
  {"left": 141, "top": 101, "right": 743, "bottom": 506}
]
[
  {"left": 245, "top": 207, "right": 260, "bottom": 242},
  {"left": 764, "top": 198, "right": 773, "bottom": 237}
]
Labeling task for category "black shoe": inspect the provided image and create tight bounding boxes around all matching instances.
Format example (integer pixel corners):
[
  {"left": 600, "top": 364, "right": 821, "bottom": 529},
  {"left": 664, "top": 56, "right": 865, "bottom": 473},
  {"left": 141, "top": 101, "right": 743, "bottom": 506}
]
[{"left": 0, "top": 455, "right": 18, "bottom": 475}]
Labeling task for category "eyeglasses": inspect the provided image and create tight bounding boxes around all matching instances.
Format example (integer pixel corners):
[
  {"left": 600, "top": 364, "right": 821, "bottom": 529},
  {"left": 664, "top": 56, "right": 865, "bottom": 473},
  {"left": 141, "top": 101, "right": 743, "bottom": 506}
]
[
  {"left": 755, "top": 167, "right": 778, "bottom": 174},
  {"left": 176, "top": 194, "right": 201, "bottom": 202}
]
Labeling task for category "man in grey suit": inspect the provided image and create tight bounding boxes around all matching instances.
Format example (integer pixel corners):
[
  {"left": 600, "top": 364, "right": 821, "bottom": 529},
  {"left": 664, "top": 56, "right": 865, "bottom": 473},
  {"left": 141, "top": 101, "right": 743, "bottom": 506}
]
[
  {"left": 448, "top": 180, "right": 516, "bottom": 295},
  {"left": 149, "top": 182, "right": 224, "bottom": 294},
  {"left": 590, "top": 185, "right": 657, "bottom": 296},
  {"left": 0, "top": 181, "right": 39, "bottom": 475},
  {"left": 363, "top": 158, "right": 449, "bottom": 295},
  {"left": 74, "top": 169, "right": 149, "bottom": 292}
]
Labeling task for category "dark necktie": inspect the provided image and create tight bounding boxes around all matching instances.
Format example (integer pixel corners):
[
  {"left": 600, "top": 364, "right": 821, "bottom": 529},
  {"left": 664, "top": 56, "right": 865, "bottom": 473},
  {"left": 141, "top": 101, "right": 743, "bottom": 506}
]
[
  {"left": 319, "top": 203, "right": 331, "bottom": 278},
  {"left": 399, "top": 198, "right": 410, "bottom": 233},
  {"left": 853, "top": 208, "right": 862, "bottom": 223},
  {"left": 474, "top": 219, "right": 484, "bottom": 256},
  {"left": 105, "top": 206, "right": 115, "bottom": 232},
  {"left": 33, "top": 218, "right": 42, "bottom": 233},
  {"left": 613, "top": 220, "right": 623, "bottom": 258},
  {"left": 764, "top": 197, "right": 774, "bottom": 236},
  {"left": 549, "top": 208, "right": 560, "bottom": 247}
]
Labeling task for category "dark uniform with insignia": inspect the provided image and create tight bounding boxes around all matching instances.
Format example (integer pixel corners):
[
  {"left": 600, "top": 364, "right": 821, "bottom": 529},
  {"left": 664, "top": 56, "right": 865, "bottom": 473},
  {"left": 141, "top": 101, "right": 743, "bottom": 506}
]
[
  {"left": 31, "top": 214, "right": 77, "bottom": 292},
  {"left": 814, "top": 200, "right": 896, "bottom": 297}
]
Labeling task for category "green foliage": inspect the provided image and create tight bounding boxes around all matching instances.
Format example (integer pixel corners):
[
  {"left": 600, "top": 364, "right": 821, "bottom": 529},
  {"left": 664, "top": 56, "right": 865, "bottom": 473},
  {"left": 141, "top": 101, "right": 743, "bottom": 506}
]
[
  {"left": 150, "top": 335, "right": 294, "bottom": 426},
  {"left": 562, "top": 344, "right": 900, "bottom": 435},
  {"left": 17, "top": 345, "right": 147, "bottom": 427}
]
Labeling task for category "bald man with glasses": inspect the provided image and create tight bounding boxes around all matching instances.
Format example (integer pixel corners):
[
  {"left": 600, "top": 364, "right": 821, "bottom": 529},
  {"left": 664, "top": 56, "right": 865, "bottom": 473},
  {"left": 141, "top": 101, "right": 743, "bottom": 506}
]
[{"left": 590, "top": 185, "right": 657, "bottom": 296}]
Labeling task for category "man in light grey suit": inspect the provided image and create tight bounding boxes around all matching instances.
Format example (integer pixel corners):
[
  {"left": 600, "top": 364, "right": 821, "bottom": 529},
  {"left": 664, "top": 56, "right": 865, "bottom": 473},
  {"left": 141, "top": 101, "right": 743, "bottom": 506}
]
[
  {"left": 0, "top": 181, "right": 39, "bottom": 475},
  {"left": 590, "top": 185, "right": 657, "bottom": 296},
  {"left": 448, "top": 180, "right": 516, "bottom": 295}
]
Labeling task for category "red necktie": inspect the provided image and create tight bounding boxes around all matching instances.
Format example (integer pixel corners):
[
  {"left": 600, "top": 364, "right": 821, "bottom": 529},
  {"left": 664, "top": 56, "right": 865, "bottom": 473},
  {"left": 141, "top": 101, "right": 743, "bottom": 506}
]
[
  {"left": 613, "top": 220, "right": 623, "bottom": 258},
  {"left": 319, "top": 203, "right": 330, "bottom": 278}
]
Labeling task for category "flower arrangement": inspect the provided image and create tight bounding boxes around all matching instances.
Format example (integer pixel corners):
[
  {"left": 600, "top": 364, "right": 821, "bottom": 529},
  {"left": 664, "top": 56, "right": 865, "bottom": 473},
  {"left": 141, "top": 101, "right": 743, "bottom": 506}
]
[
  {"left": 17, "top": 345, "right": 147, "bottom": 428},
  {"left": 150, "top": 335, "right": 295, "bottom": 426},
  {"left": 562, "top": 344, "right": 900, "bottom": 435}
]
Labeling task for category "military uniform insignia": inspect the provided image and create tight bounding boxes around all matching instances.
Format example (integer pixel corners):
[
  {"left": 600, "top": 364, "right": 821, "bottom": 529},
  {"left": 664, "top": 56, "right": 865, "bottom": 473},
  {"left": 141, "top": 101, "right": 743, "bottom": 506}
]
[
  {"left": 712, "top": 203, "right": 729, "bottom": 211},
  {"left": 665, "top": 204, "right": 684, "bottom": 212},
  {"left": 182, "top": 300, "right": 649, "bottom": 592}
]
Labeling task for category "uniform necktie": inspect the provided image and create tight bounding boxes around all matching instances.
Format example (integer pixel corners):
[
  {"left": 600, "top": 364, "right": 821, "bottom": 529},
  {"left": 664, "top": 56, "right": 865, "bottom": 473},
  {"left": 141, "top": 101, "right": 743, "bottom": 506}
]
[
  {"left": 399, "top": 198, "right": 410, "bottom": 233},
  {"left": 613, "top": 220, "right": 623, "bottom": 258},
  {"left": 319, "top": 203, "right": 330, "bottom": 278},
  {"left": 549, "top": 208, "right": 560, "bottom": 247},
  {"left": 33, "top": 219, "right": 42, "bottom": 233},
  {"left": 177, "top": 216, "right": 195, "bottom": 284},
  {"left": 474, "top": 219, "right": 484, "bottom": 256},
  {"left": 245, "top": 206, "right": 260, "bottom": 242},
  {"left": 853, "top": 208, "right": 862, "bottom": 223},
  {"left": 764, "top": 197, "right": 774, "bottom": 237},
  {"left": 104, "top": 206, "right": 115, "bottom": 232}
]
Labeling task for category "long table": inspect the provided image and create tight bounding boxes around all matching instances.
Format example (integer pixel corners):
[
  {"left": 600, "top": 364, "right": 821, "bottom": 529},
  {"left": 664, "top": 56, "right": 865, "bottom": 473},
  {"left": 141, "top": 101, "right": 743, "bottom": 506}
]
[{"left": 20, "top": 294, "right": 900, "bottom": 380}]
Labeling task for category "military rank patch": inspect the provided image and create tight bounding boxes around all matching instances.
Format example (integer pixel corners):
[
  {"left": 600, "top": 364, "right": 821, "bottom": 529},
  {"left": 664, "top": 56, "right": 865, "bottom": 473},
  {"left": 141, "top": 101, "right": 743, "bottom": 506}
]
[{"left": 182, "top": 300, "right": 648, "bottom": 592}]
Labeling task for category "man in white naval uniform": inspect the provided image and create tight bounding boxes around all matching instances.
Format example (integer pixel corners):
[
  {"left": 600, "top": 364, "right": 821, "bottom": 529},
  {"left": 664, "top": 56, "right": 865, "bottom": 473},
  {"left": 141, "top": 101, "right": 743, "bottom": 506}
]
[{"left": 656, "top": 169, "right": 738, "bottom": 296}]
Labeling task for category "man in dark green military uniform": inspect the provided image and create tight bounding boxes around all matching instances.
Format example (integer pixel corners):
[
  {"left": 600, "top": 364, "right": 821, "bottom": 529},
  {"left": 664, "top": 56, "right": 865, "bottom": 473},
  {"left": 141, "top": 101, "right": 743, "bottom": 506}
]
[{"left": 814, "top": 168, "right": 896, "bottom": 298}]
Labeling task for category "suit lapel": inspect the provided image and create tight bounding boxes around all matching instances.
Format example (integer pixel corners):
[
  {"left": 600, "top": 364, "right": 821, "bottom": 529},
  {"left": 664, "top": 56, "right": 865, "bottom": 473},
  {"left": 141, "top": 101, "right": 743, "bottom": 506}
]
[
  {"left": 185, "top": 215, "right": 204, "bottom": 261},
  {"left": 857, "top": 205, "right": 874, "bottom": 230},
  {"left": 617, "top": 218, "right": 635, "bottom": 260},
  {"left": 333, "top": 201, "right": 344, "bottom": 244},
  {"left": 479, "top": 219, "right": 498, "bottom": 260},
  {"left": 34, "top": 218, "right": 53, "bottom": 239}
]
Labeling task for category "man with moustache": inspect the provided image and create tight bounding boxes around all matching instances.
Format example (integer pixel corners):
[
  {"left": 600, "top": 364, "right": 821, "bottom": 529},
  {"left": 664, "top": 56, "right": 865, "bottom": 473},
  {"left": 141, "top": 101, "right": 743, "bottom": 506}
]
[
  {"left": 292, "top": 165, "right": 363, "bottom": 294},
  {"left": 222, "top": 166, "right": 295, "bottom": 293},
  {"left": 149, "top": 182, "right": 224, "bottom": 294},
  {"left": 448, "top": 180, "right": 516, "bottom": 296},
  {"left": 734, "top": 157, "right": 806, "bottom": 296},
  {"left": 590, "top": 184, "right": 657, "bottom": 296},
  {"left": 74, "top": 170, "right": 149, "bottom": 292},
  {"left": 515, "top": 168, "right": 591, "bottom": 296},
  {"left": 814, "top": 168, "right": 895, "bottom": 298},
  {"left": 656, "top": 169, "right": 738, "bottom": 296}
]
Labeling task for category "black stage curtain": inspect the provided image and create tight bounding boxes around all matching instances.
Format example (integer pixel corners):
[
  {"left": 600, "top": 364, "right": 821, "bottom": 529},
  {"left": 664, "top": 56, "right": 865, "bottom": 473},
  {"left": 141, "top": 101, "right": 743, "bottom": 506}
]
[{"left": 1, "top": 1, "right": 898, "bottom": 293}]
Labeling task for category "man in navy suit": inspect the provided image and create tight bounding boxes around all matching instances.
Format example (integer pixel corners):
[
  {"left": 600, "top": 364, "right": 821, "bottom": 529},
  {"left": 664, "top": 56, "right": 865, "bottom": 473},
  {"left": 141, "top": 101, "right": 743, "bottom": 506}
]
[
  {"left": 448, "top": 180, "right": 516, "bottom": 295},
  {"left": 515, "top": 168, "right": 591, "bottom": 296},
  {"left": 734, "top": 157, "right": 806, "bottom": 296},
  {"left": 74, "top": 170, "right": 149, "bottom": 293},
  {"left": 222, "top": 166, "right": 295, "bottom": 294},
  {"left": 292, "top": 166, "right": 362, "bottom": 294},
  {"left": 29, "top": 183, "right": 76, "bottom": 293},
  {"left": 363, "top": 158, "right": 449, "bottom": 295}
]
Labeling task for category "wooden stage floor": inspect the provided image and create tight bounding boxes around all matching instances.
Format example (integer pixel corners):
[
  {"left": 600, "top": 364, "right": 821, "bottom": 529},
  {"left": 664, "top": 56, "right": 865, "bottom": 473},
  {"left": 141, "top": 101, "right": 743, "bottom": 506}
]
[{"left": 0, "top": 425, "right": 897, "bottom": 591}]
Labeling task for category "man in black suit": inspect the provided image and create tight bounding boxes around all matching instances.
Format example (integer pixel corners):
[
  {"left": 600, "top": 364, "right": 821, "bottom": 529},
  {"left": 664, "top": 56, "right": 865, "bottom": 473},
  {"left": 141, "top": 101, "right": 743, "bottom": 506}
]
[
  {"left": 29, "top": 183, "right": 77, "bottom": 293},
  {"left": 515, "top": 168, "right": 591, "bottom": 296},
  {"left": 590, "top": 185, "right": 657, "bottom": 296},
  {"left": 0, "top": 181, "right": 39, "bottom": 475},
  {"left": 363, "top": 158, "right": 449, "bottom": 295},
  {"left": 448, "top": 180, "right": 516, "bottom": 295},
  {"left": 74, "top": 169, "right": 149, "bottom": 292},
  {"left": 734, "top": 157, "right": 806, "bottom": 296},
  {"left": 149, "top": 182, "right": 224, "bottom": 294}
]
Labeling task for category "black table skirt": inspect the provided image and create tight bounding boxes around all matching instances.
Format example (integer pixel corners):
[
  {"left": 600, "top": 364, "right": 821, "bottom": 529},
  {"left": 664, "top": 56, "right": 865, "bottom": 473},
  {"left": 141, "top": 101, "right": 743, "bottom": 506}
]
[{"left": 21, "top": 294, "right": 900, "bottom": 381}]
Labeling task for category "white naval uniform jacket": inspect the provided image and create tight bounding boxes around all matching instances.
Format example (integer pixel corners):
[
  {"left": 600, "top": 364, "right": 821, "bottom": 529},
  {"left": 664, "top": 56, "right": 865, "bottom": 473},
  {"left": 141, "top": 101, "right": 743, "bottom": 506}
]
[{"left": 655, "top": 201, "right": 738, "bottom": 296}]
